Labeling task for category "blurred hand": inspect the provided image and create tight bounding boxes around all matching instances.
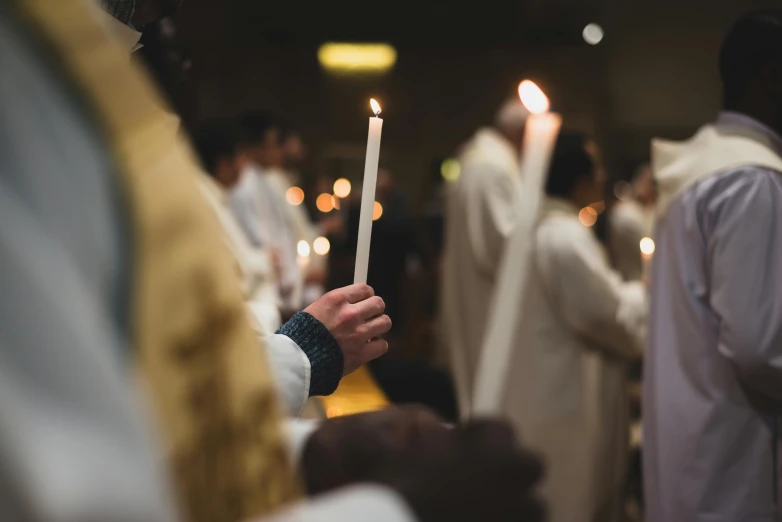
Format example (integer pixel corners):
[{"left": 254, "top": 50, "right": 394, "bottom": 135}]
[
  {"left": 387, "top": 420, "right": 546, "bottom": 522},
  {"left": 302, "top": 406, "right": 448, "bottom": 494},
  {"left": 304, "top": 283, "right": 391, "bottom": 375}
]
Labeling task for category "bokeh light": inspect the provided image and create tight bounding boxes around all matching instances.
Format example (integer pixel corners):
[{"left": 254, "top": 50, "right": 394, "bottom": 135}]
[
  {"left": 583, "top": 23, "right": 604, "bottom": 45},
  {"left": 297, "top": 240, "right": 311, "bottom": 257},
  {"left": 441, "top": 158, "right": 461, "bottom": 182},
  {"left": 579, "top": 206, "right": 598, "bottom": 227},
  {"left": 590, "top": 201, "right": 606, "bottom": 214},
  {"left": 640, "top": 237, "right": 656, "bottom": 256},
  {"left": 373, "top": 201, "right": 383, "bottom": 221},
  {"left": 318, "top": 43, "right": 397, "bottom": 73},
  {"left": 333, "top": 178, "right": 352, "bottom": 198},
  {"left": 313, "top": 236, "right": 331, "bottom": 256},
  {"left": 316, "top": 193, "right": 335, "bottom": 212},
  {"left": 286, "top": 186, "right": 305, "bottom": 206}
]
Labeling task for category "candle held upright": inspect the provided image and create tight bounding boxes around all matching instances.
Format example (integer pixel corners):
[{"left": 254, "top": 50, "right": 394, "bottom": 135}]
[
  {"left": 472, "top": 81, "right": 563, "bottom": 416},
  {"left": 354, "top": 98, "right": 384, "bottom": 284}
]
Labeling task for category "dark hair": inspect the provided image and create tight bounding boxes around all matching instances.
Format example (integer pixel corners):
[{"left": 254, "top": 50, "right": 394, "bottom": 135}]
[
  {"left": 238, "top": 112, "right": 287, "bottom": 146},
  {"left": 192, "top": 121, "right": 238, "bottom": 176},
  {"left": 720, "top": 10, "right": 782, "bottom": 109},
  {"left": 545, "top": 131, "right": 594, "bottom": 199}
]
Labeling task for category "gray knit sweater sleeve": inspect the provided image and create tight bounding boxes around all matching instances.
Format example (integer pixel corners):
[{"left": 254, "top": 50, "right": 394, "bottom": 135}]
[{"left": 277, "top": 312, "right": 344, "bottom": 396}]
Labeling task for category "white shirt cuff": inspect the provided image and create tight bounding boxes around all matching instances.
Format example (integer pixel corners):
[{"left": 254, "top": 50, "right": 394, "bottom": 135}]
[{"left": 265, "top": 333, "right": 311, "bottom": 416}]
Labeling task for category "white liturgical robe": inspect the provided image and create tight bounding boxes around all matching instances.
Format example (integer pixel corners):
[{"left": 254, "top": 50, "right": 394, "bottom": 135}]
[
  {"left": 644, "top": 112, "right": 782, "bottom": 522},
  {"left": 502, "top": 198, "right": 646, "bottom": 522},
  {"left": 442, "top": 128, "right": 522, "bottom": 416}
]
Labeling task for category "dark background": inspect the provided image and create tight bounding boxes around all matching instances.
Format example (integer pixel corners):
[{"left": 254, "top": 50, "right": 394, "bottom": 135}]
[{"left": 153, "top": 0, "right": 776, "bottom": 200}]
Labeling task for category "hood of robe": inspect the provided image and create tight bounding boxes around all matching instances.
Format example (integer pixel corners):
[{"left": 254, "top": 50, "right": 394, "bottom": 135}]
[
  {"left": 652, "top": 115, "right": 782, "bottom": 216},
  {"left": 459, "top": 127, "right": 519, "bottom": 176}
]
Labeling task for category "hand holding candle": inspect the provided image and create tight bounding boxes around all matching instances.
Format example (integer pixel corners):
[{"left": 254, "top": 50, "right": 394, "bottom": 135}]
[
  {"left": 354, "top": 98, "right": 384, "bottom": 284},
  {"left": 472, "top": 81, "right": 563, "bottom": 416}
]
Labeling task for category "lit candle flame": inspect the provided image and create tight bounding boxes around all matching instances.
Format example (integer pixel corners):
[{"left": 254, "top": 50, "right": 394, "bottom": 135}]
[
  {"left": 518, "top": 80, "right": 550, "bottom": 115},
  {"left": 370, "top": 98, "right": 382, "bottom": 117}
]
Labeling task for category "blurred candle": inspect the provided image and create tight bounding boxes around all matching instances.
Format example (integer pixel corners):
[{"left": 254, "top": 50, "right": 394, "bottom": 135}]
[
  {"left": 472, "top": 80, "right": 562, "bottom": 416},
  {"left": 354, "top": 98, "right": 384, "bottom": 284}
]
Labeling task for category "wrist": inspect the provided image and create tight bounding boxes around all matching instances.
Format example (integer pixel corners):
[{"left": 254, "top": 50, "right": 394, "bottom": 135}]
[{"left": 277, "top": 311, "right": 343, "bottom": 396}]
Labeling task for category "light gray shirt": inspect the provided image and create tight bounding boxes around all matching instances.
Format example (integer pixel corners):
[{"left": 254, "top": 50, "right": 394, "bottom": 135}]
[{"left": 644, "top": 113, "right": 782, "bottom": 522}]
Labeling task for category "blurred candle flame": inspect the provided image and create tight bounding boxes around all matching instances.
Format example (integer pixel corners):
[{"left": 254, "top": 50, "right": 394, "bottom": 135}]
[
  {"left": 316, "top": 193, "right": 335, "bottom": 213},
  {"left": 285, "top": 186, "right": 305, "bottom": 206},
  {"left": 333, "top": 178, "right": 352, "bottom": 198},
  {"left": 370, "top": 98, "right": 382, "bottom": 117},
  {"left": 640, "top": 237, "right": 656, "bottom": 257},
  {"left": 518, "top": 80, "right": 550, "bottom": 114},
  {"left": 313, "top": 236, "right": 331, "bottom": 256}
]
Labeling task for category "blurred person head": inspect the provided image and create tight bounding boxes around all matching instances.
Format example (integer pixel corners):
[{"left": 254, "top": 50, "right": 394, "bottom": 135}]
[
  {"left": 282, "top": 131, "right": 307, "bottom": 170},
  {"left": 101, "top": 0, "right": 184, "bottom": 27},
  {"left": 494, "top": 99, "right": 530, "bottom": 153},
  {"left": 545, "top": 131, "right": 605, "bottom": 209},
  {"left": 720, "top": 10, "right": 782, "bottom": 135},
  {"left": 238, "top": 112, "right": 286, "bottom": 169},
  {"left": 631, "top": 162, "right": 656, "bottom": 206},
  {"left": 192, "top": 121, "right": 242, "bottom": 189}
]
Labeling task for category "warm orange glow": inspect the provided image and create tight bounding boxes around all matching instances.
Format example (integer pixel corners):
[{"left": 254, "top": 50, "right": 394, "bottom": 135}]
[
  {"left": 373, "top": 201, "right": 383, "bottom": 221},
  {"left": 579, "top": 206, "right": 598, "bottom": 227},
  {"left": 370, "top": 98, "right": 382, "bottom": 117},
  {"left": 316, "top": 193, "right": 335, "bottom": 213},
  {"left": 332, "top": 196, "right": 340, "bottom": 209},
  {"left": 285, "top": 186, "right": 305, "bottom": 206},
  {"left": 326, "top": 407, "right": 343, "bottom": 418},
  {"left": 313, "top": 236, "right": 331, "bottom": 256},
  {"left": 333, "top": 178, "right": 352, "bottom": 198},
  {"left": 518, "top": 80, "right": 550, "bottom": 114},
  {"left": 640, "top": 237, "right": 656, "bottom": 257}
]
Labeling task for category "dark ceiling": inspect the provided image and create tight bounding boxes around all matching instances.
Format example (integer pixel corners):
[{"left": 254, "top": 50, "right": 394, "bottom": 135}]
[{"left": 181, "top": 0, "right": 600, "bottom": 48}]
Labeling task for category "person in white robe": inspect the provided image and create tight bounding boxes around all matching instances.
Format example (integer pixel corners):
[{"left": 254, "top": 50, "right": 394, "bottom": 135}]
[
  {"left": 503, "top": 132, "right": 646, "bottom": 522},
  {"left": 608, "top": 162, "right": 656, "bottom": 281},
  {"left": 191, "top": 122, "right": 383, "bottom": 415},
  {"left": 230, "top": 116, "right": 304, "bottom": 312},
  {"left": 644, "top": 11, "right": 782, "bottom": 522},
  {"left": 441, "top": 99, "right": 528, "bottom": 416}
]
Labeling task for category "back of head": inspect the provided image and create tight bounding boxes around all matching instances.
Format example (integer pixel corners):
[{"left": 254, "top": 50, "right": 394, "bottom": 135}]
[
  {"left": 238, "top": 112, "right": 287, "bottom": 147},
  {"left": 719, "top": 10, "right": 782, "bottom": 110},
  {"left": 495, "top": 99, "right": 530, "bottom": 136},
  {"left": 192, "top": 120, "right": 237, "bottom": 177},
  {"left": 545, "top": 131, "right": 594, "bottom": 199}
]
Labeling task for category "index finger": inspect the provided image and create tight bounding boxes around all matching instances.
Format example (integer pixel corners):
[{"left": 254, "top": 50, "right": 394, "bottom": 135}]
[{"left": 340, "top": 283, "right": 375, "bottom": 304}]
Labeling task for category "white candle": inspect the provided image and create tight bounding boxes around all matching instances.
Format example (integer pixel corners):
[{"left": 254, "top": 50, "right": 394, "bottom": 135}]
[
  {"left": 472, "top": 81, "right": 562, "bottom": 416},
  {"left": 354, "top": 98, "right": 384, "bottom": 284}
]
